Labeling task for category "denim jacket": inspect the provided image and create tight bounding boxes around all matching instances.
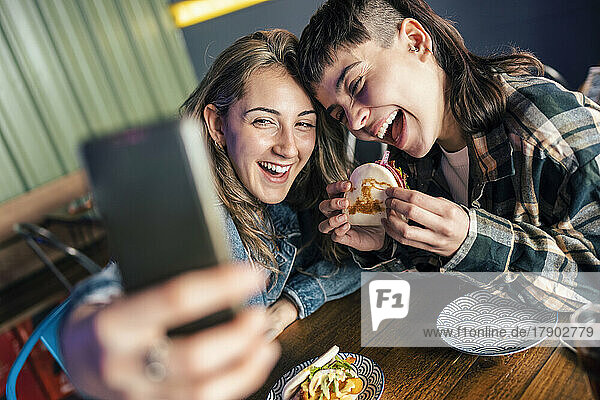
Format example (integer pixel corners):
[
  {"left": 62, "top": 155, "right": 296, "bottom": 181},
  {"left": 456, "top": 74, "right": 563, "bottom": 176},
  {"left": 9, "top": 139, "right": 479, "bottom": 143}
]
[{"left": 63, "top": 202, "right": 362, "bottom": 323}]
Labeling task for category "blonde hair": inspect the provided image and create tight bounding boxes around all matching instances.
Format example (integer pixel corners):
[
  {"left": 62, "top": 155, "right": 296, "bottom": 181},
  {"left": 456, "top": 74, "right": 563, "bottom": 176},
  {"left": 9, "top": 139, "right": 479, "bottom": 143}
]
[{"left": 181, "top": 29, "right": 351, "bottom": 272}]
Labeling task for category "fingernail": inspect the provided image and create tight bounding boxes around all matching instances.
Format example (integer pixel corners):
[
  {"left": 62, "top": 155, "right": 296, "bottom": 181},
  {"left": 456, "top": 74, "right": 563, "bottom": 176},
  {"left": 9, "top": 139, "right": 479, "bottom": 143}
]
[{"left": 337, "top": 214, "right": 347, "bottom": 222}]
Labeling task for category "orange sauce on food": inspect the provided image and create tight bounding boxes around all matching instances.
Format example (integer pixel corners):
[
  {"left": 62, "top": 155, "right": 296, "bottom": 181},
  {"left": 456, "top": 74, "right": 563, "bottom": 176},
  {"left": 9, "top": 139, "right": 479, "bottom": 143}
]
[{"left": 348, "top": 178, "right": 391, "bottom": 215}]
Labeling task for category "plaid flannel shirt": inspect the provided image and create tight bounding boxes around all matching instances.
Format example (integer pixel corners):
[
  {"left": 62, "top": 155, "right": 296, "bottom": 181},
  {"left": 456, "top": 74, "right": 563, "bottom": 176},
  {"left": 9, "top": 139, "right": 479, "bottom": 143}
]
[{"left": 362, "top": 74, "right": 600, "bottom": 311}]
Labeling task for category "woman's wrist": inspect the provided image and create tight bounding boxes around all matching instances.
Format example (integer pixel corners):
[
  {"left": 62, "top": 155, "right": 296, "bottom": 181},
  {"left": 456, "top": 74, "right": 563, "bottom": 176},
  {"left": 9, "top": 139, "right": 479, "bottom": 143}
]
[
  {"left": 265, "top": 297, "right": 299, "bottom": 340},
  {"left": 277, "top": 297, "right": 299, "bottom": 324}
]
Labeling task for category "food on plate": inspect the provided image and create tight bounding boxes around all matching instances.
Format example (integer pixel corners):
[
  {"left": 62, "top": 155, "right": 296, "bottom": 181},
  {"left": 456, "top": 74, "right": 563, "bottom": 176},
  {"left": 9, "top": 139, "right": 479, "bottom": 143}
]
[
  {"left": 345, "top": 151, "right": 409, "bottom": 226},
  {"left": 283, "top": 345, "right": 364, "bottom": 400}
]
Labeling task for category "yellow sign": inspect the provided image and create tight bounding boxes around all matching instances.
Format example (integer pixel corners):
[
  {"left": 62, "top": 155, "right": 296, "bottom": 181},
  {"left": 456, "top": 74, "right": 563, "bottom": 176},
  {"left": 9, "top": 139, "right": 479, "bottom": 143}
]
[{"left": 170, "top": 0, "right": 272, "bottom": 28}]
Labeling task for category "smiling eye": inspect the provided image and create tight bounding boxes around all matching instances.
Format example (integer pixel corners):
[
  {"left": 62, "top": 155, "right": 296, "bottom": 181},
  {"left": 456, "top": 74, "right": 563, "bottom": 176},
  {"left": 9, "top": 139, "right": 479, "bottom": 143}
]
[
  {"left": 296, "top": 121, "right": 316, "bottom": 129},
  {"left": 350, "top": 76, "right": 364, "bottom": 97},
  {"left": 252, "top": 118, "right": 274, "bottom": 127}
]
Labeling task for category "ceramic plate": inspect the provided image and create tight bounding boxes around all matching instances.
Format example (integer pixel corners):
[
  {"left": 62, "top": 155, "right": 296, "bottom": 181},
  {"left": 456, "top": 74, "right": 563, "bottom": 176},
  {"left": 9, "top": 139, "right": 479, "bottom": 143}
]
[
  {"left": 266, "top": 352, "right": 384, "bottom": 400},
  {"left": 436, "top": 290, "right": 558, "bottom": 356}
]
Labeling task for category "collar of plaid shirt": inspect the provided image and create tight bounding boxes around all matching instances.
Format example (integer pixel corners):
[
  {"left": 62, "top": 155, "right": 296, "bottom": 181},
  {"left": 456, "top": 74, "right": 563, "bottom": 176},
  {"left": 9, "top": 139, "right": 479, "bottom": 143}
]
[
  {"left": 391, "top": 120, "right": 516, "bottom": 207},
  {"left": 391, "top": 74, "right": 529, "bottom": 206}
]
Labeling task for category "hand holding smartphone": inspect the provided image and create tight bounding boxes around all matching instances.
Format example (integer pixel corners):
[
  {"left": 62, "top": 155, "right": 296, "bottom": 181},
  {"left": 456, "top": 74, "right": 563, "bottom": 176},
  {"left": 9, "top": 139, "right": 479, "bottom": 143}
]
[{"left": 81, "top": 118, "right": 235, "bottom": 335}]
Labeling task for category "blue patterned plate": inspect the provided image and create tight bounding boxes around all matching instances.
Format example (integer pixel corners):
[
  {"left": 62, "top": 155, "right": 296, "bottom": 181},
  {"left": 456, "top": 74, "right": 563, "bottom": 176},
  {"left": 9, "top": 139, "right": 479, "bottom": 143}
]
[
  {"left": 436, "top": 290, "right": 558, "bottom": 356},
  {"left": 266, "top": 352, "right": 384, "bottom": 400}
]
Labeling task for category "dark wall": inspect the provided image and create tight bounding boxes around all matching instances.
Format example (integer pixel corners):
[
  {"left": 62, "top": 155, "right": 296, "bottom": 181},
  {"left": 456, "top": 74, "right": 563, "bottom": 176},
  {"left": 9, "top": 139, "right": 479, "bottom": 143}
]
[
  {"left": 181, "top": 0, "right": 599, "bottom": 90},
  {"left": 181, "top": 0, "right": 323, "bottom": 80},
  {"left": 427, "top": 0, "right": 600, "bottom": 89}
]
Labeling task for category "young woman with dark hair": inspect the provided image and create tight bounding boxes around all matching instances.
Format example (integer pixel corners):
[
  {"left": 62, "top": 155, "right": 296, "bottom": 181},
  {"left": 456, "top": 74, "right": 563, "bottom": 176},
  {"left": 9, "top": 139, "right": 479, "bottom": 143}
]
[{"left": 299, "top": 0, "right": 600, "bottom": 309}]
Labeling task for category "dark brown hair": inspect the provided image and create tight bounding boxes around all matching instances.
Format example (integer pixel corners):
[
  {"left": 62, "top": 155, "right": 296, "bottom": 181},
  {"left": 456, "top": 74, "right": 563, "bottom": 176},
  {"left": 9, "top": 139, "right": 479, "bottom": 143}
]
[{"left": 298, "top": 0, "right": 543, "bottom": 135}]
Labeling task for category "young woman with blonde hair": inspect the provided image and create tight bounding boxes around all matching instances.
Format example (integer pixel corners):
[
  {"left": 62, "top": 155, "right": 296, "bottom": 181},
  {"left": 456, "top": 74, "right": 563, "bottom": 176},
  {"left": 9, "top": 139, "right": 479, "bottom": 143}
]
[{"left": 59, "top": 29, "right": 361, "bottom": 400}]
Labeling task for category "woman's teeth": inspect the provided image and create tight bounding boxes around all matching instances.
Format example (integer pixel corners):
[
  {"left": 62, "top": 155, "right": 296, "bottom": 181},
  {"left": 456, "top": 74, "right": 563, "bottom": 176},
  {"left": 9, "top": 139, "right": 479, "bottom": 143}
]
[
  {"left": 258, "top": 161, "right": 291, "bottom": 174},
  {"left": 377, "top": 110, "right": 398, "bottom": 139}
]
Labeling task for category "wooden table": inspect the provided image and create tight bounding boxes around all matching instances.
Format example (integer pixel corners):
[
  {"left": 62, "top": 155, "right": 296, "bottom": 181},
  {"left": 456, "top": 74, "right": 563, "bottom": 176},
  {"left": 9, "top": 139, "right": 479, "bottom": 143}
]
[{"left": 250, "top": 290, "right": 594, "bottom": 400}]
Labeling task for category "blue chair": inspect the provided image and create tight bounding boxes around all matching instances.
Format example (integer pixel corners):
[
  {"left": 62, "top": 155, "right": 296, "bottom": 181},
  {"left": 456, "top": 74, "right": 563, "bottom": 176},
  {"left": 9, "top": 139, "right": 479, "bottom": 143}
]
[{"left": 5, "top": 297, "right": 71, "bottom": 400}]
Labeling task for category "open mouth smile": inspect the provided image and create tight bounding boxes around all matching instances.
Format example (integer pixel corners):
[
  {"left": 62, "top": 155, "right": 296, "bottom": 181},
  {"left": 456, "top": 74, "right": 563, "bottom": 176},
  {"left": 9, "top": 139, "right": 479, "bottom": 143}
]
[
  {"left": 372, "top": 109, "right": 405, "bottom": 148},
  {"left": 375, "top": 110, "right": 398, "bottom": 139},
  {"left": 258, "top": 161, "right": 293, "bottom": 183}
]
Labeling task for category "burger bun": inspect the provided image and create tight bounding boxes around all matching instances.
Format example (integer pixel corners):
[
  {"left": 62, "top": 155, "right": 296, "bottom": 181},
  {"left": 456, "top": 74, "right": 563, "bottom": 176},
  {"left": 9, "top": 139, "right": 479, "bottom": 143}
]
[{"left": 345, "top": 163, "right": 398, "bottom": 226}]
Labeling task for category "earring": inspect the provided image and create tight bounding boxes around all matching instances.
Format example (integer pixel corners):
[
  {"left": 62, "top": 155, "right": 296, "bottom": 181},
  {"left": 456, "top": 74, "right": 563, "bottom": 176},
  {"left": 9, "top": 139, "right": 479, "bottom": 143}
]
[{"left": 409, "top": 45, "right": 419, "bottom": 53}]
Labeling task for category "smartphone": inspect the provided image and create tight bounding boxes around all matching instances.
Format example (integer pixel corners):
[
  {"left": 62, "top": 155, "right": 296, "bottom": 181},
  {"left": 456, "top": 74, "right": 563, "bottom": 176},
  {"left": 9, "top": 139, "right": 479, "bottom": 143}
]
[{"left": 80, "top": 118, "right": 234, "bottom": 336}]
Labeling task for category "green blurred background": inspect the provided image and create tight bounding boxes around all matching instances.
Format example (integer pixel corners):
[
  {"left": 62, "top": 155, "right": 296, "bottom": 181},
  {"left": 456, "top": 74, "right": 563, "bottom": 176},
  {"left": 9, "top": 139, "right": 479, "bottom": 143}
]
[
  {"left": 0, "top": 0, "right": 197, "bottom": 203},
  {"left": 1, "top": 0, "right": 598, "bottom": 204}
]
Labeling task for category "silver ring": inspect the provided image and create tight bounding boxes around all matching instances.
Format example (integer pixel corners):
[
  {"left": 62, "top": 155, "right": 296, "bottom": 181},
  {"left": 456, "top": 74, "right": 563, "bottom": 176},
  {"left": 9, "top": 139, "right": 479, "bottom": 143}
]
[{"left": 143, "top": 338, "right": 171, "bottom": 383}]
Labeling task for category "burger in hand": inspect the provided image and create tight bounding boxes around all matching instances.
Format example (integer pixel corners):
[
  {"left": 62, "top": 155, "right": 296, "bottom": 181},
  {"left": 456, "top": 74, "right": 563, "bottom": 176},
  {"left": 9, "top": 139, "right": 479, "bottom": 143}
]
[{"left": 345, "top": 151, "right": 408, "bottom": 226}]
